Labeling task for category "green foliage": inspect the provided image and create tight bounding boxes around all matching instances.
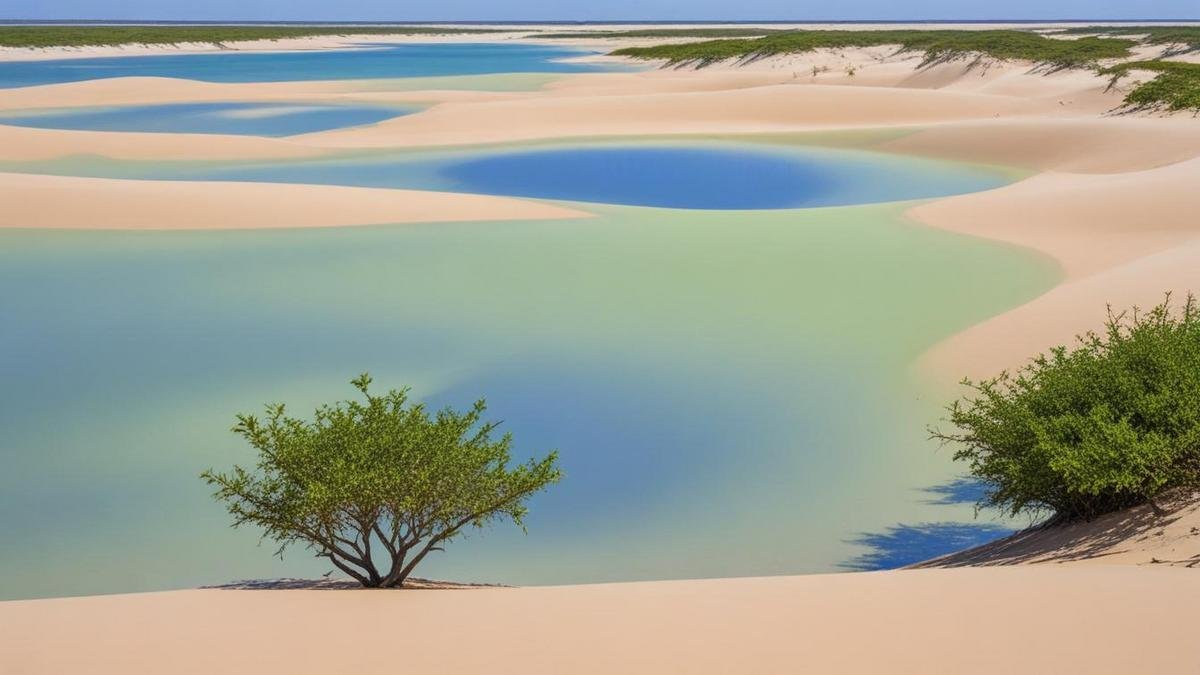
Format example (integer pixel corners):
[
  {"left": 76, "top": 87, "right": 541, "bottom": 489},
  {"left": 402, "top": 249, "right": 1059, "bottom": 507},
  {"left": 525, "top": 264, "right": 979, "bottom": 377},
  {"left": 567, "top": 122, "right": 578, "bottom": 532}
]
[
  {"left": 612, "top": 30, "right": 1135, "bottom": 69},
  {"left": 541, "top": 28, "right": 781, "bottom": 39},
  {"left": 201, "top": 374, "right": 561, "bottom": 587},
  {"left": 0, "top": 25, "right": 506, "bottom": 49},
  {"left": 1060, "top": 26, "right": 1200, "bottom": 54},
  {"left": 1102, "top": 60, "right": 1200, "bottom": 112},
  {"left": 932, "top": 296, "right": 1200, "bottom": 522}
]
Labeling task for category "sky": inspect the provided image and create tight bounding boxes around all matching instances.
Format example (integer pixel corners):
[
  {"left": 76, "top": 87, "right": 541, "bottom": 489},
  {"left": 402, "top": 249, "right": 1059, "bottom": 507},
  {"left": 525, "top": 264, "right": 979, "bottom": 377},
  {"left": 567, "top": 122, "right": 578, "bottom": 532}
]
[{"left": 3, "top": 0, "right": 1196, "bottom": 22}]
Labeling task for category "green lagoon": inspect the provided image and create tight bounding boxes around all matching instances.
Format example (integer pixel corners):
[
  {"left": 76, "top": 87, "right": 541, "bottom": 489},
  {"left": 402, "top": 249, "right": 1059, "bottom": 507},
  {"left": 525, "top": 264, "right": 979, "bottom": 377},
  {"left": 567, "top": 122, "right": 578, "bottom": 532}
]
[{"left": 0, "top": 193, "right": 1058, "bottom": 599}]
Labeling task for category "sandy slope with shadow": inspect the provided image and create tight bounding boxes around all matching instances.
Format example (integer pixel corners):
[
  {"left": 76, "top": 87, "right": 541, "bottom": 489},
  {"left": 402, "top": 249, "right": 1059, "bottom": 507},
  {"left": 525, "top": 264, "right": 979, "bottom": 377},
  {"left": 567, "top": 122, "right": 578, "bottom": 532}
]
[{"left": 912, "top": 490, "right": 1200, "bottom": 569}]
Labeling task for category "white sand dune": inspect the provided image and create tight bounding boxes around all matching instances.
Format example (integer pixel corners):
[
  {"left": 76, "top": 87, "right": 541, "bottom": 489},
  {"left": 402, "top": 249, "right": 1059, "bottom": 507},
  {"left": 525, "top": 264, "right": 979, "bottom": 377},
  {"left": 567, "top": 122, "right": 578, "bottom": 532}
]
[
  {"left": 910, "top": 148, "right": 1200, "bottom": 378},
  {"left": 1, "top": 565, "right": 1196, "bottom": 674}
]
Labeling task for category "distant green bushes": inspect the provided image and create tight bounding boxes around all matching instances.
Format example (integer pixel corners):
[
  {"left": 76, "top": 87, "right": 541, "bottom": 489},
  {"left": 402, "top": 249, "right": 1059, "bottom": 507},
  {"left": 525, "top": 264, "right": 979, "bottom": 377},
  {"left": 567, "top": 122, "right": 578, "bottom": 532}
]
[
  {"left": 933, "top": 296, "right": 1200, "bottom": 522},
  {"left": 1061, "top": 26, "right": 1200, "bottom": 55},
  {"left": 1103, "top": 60, "right": 1200, "bottom": 112},
  {"left": 0, "top": 25, "right": 506, "bottom": 49},
  {"left": 612, "top": 30, "right": 1135, "bottom": 69},
  {"left": 542, "top": 28, "right": 780, "bottom": 39}
]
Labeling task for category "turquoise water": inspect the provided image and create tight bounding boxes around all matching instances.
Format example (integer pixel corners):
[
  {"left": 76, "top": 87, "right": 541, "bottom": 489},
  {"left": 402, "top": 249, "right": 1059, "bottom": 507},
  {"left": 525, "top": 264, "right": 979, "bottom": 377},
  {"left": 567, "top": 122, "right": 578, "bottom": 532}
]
[
  {"left": 0, "top": 101, "right": 418, "bottom": 136},
  {"left": 0, "top": 43, "right": 628, "bottom": 89},
  {"left": 1, "top": 142, "right": 1016, "bottom": 211},
  {"left": 0, "top": 199, "right": 1058, "bottom": 600},
  {"left": 0, "top": 40, "right": 1052, "bottom": 601}
]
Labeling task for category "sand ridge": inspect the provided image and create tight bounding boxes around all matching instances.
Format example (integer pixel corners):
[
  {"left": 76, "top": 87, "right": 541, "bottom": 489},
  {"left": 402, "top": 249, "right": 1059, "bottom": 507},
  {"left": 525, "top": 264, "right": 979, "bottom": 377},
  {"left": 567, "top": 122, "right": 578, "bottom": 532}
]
[
  {"left": 0, "top": 172, "right": 591, "bottom": 230},
  {"left": 2, "top": 567, "right": 1197, "bottom": 674}
]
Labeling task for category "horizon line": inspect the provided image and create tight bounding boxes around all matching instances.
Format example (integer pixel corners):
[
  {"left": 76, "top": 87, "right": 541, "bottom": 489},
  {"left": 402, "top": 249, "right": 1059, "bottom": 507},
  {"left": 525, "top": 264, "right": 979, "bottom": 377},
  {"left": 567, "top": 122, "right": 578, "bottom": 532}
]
[{"left": 3, "top": 18, "right": 1199, "bottom": 25}]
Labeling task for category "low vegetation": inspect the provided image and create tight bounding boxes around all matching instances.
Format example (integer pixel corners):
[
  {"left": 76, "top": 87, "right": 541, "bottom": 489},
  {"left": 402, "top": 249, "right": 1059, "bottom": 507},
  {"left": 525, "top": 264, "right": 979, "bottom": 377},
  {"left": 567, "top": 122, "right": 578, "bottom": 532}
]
[
  {"left": 1060, "top": 25, "right": 1200, "bottom": 55},
  {"left": 0, "top": 25, "right": 507, "bottom": 49},
  {"left": 932, "top": 296, "right": 1200, "bottom": 522},
  {"left": 541, "top": 28, "right": 781, "bottom": 39},
  {"left": 202, "top": 374, "right": 561, "bottom": 588},
  {"left": 1103, "top": 60, "right": 1200, "bottom": 112},
  {"left": 611, "top": 30, "right": 1135, "bottom": 70}
]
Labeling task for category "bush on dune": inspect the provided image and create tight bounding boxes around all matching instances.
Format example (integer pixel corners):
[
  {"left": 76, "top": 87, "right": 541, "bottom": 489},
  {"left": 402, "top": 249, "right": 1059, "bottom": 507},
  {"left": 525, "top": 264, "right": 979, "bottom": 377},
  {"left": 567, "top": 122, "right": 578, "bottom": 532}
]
[
  {"left": 202, "top": 374, "right": 561, "bottom": 588},
  {"left": 932, "top": 295, "right": 1200, "bottom": 522},
  {"left": 1103, "top": 61, "right": 1200, "bottom": 113}
]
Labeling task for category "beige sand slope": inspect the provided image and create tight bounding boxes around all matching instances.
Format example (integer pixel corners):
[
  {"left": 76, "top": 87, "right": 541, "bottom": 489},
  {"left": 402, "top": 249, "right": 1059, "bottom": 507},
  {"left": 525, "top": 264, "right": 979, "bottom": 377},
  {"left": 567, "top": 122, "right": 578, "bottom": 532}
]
[
  {"left": 1, "top": 566, "right": 1196, "bottom": 674},
  {"left": 0, "top": 173, "right": 588, "bottom": 230},
  {"left": 915, "top": 490, "right": 1200, "bottom": 568},
  {"left": 907, "top": 142, "right": 1200, "bottom": 378}
]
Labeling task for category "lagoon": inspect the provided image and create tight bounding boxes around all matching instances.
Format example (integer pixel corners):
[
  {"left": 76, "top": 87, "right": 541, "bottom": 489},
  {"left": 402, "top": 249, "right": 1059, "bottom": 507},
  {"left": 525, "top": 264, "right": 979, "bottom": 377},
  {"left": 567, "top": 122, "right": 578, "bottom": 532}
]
[
  {"left": 0, "top": 197, "right": 1057, "bottom": 600},
  {"left": 0, "top": 43, "right": 627, "bottom": 89},
  {"left": 6, "top": 142, "right": 1017, "bottom": 210},
  {"left": 0, "top": 101, "right": 418, "bottom": 136}
]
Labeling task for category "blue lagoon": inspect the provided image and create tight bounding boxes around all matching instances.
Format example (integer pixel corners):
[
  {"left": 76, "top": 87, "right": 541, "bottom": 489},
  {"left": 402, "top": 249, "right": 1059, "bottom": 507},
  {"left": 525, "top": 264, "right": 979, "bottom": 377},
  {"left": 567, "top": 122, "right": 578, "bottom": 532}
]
[
  {"left": 0, "top": 43, "right": 1053, "bottom": 601},
  {"left": 0, "top": 42, "right": 627, "bottom": 88},
  {"left": 0, "top": 101, "right": 419, "bottom": 136}
]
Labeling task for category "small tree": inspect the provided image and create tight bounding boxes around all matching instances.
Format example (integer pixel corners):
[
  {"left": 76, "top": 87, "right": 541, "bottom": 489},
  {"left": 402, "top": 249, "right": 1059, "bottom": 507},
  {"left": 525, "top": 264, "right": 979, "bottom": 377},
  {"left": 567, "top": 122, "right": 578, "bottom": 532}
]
[
  {"left": 201, "top": 374, "right": 561, "bottom": 588},
  {"left": 932, "top": 295, "right": 1200, "bottom": 522}
]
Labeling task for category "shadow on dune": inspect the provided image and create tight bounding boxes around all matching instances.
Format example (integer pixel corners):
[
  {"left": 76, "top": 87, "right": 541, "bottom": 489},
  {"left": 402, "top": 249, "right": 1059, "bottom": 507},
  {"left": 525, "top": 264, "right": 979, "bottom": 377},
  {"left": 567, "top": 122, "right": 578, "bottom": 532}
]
[
  {"left": 911, "top": 489, "right": 1200, "bottom": 568},
  {"left": 204, "top": 577, "right": 505, "bottom": 591},
  {"left": 920, "top": 477, "right": 992, "bottom": 506},
  {"left": 840, "top": 477, "right": 1014, "bottom": 571},
  {"left": 841, "top": 522, "right": 1014, "bottom": 571}
]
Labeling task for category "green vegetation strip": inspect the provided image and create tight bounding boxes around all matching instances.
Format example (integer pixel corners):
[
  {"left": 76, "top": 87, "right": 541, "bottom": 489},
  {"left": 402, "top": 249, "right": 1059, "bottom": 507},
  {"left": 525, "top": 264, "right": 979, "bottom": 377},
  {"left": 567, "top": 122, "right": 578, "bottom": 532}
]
[
  {"left": 1060, "top": 26, "right": 1200, "bottom": 54},
  {"left": 541, "top": 28, "right": 782, "bottom": 39},
  {"left": 612, "top": 29, "right": 1136, "bottom": 69},
  {"left": 0, "top": 25, "right": 508, "bottom": 49},
  {"left": 1103, "top": 60, "right": 1200, "bottom": 112}
]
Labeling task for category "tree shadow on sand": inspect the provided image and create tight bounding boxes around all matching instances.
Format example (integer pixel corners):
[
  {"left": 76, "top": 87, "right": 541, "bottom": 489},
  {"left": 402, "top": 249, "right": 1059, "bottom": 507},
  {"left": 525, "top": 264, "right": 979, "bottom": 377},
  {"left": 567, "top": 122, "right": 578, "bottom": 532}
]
[
  {"left": 840, "top": 522, "right": 1015, "bottom": 571},
  {"left": 920, "top": 477, "right": 992, "bottom": 507},
  {"left": 912, "top": 489, "right": 1200, "bottom": 567},
  {"left": 839, "top": 477, "right": 1014, "bottom": 571},
  {"left": 203, "top": 577, "right": 505, "bottom": 591}
]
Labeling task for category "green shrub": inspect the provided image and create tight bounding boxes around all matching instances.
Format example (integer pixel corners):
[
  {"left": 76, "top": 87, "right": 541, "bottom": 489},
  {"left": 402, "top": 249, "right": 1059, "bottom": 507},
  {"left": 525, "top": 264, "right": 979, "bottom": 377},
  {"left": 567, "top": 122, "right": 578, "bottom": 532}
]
[
  {"left": 541, "top": 28, "right": 780, "bottom": 39},
  {"left": 612, "top": 30, "right": 1134, "bottom": 70},
  {"left": 932, "top": 295, "right": 1200, "bottom": 522},
  {"left": 202, "top": 374, "right": 561, "bottom": 588},
  {"left": 1103, "top": 60, "right": 1200, "bottom": 112}
]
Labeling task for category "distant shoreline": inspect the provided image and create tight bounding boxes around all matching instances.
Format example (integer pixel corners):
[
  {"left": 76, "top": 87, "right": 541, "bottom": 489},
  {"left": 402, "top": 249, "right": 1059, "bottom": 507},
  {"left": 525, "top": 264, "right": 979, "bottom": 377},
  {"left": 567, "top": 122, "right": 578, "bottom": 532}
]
[{"left": 3, "top": 19, "right": 1199, "bottom": 25}]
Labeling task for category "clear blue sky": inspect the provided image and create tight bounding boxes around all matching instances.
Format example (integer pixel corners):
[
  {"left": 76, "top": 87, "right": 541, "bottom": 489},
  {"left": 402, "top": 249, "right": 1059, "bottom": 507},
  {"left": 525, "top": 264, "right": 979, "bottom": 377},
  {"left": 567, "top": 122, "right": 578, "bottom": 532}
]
[{"left": 3, "top": 1, "right": 1196, "bottom": 22}]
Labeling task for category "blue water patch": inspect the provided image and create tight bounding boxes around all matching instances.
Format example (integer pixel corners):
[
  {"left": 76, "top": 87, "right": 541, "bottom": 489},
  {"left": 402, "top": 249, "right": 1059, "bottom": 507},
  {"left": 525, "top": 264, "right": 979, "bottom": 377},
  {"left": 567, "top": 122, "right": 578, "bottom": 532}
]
[
  {"left": 0, "top": 101, "right": 416, "bottom": 137},
  {"left": 441, "top": 146, "right": 838, "bottom": 209},
  {"left": 0, "top": 43, "right": 628, "bottom": 89},
  {"left": 151, "top": 143, "right": 1013, "bottom": 210}
]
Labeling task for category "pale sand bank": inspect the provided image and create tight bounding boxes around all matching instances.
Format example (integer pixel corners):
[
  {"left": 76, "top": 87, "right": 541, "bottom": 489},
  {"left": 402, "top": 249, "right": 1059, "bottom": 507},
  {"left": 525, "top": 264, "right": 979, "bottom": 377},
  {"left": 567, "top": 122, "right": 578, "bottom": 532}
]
[
  {"left": 0, "top": 32, "right": 541, "bottom": 62},
  {"left": 0, "top": 173, "right": 589, "bottom": 230},
  {"left": 0, "top": 74, "right": 542, "bottom": 112},
  {"left": 1, "top": 566, "right": 1195, "bottom": 674},
  {"left": 915, "top": 490, "right": 1200, "bottom": 568}
]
